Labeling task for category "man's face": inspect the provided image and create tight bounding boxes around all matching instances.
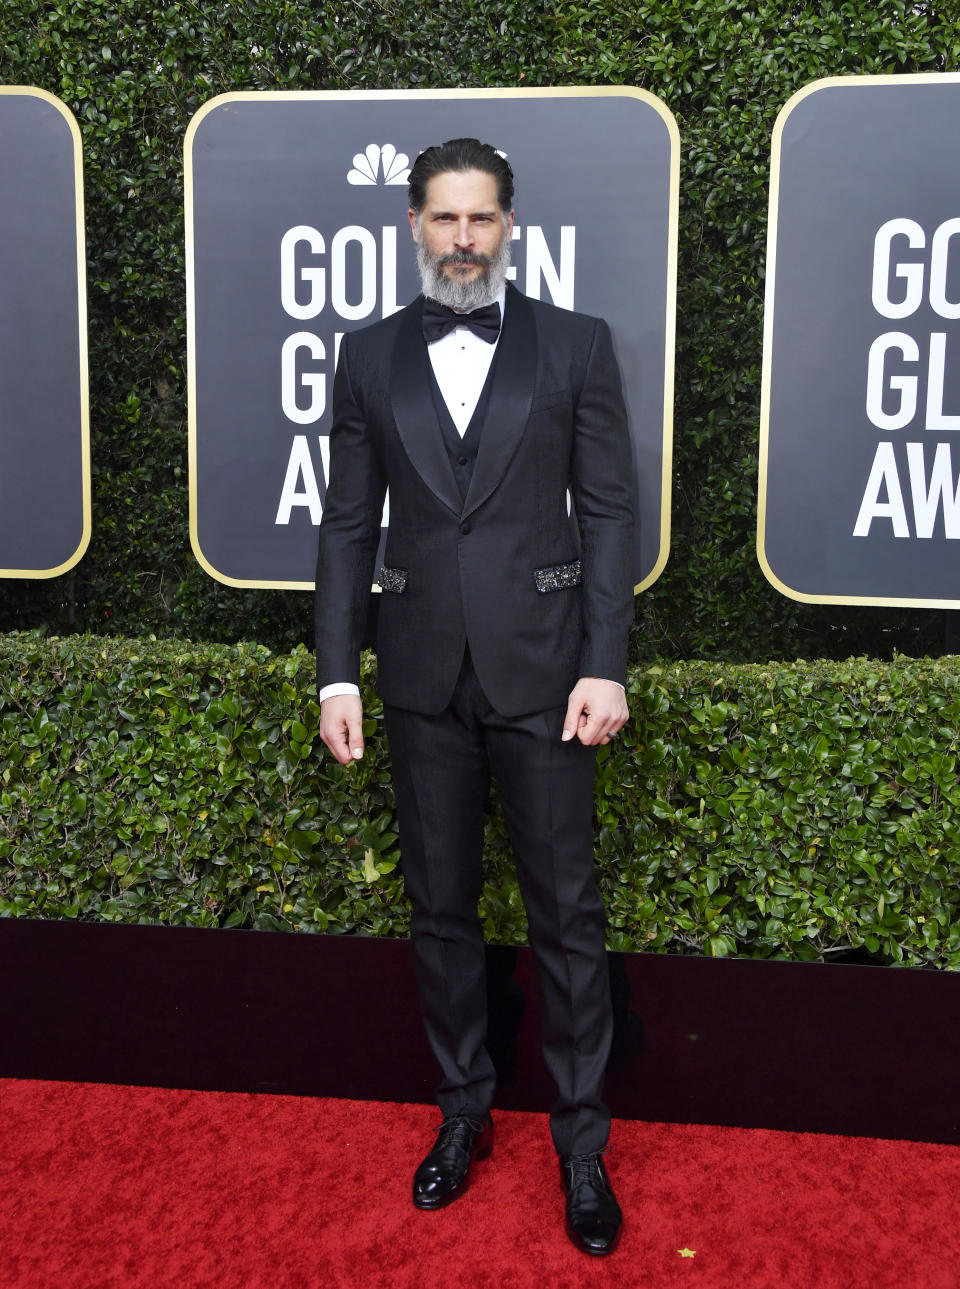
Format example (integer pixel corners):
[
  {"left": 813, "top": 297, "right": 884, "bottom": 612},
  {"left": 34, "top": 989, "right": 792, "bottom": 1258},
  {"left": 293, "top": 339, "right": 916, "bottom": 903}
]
[{"left": 409, "top": 168, "right": 514, "bottom": 309}]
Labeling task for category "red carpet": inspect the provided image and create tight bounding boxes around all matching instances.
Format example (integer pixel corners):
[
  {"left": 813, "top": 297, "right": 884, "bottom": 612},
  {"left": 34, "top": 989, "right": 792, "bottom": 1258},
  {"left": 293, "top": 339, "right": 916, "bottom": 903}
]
[{"left": 3, "top": 1079, "right": 960, "bottom": 1288}]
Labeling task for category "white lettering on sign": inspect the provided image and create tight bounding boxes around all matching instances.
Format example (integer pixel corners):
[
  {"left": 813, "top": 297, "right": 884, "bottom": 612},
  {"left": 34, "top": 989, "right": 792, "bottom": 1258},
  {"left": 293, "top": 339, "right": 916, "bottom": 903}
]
[
  {"left": 275, "top": 435, "right": 390, "bottom": 528},
  {"left": 281, "top": 222, "right": 577, "bottom": 331},
  {"left": 854, "top": 442, "right": 909, "bottom": 537},
  {"left": 854, "top": 441, "right": 960, "bottom": 539},
  {"left": 872, "top": 217, "right": 960, "bottom": 320},
  {"left": 865, "top": 332, "right": 919, "bottom": 430},
  {"left": 281, "top": 332, "right": 326, "bottom": 425},
  {"left": 858, "top": 218, "right": 960, "bottom": 538},
  {"left": 280, "top": 226, "right": 326, "bottom": 319},
  {"left": 866, "top": 331, "right": 960, "bottom": 432},
  {"left": 281, "top": 225, "right": 404, "bottom": 325},
  {"left": 931, "top": 219, "right": 960, "bottom": 319},
  {"left": 925, "top": 332, "right": 960, "bottom": 431},
  {"left": 276, "top": 434, "right": 326, "bottom": 524},
  {"left": 872, "top": 219, "right": 925, "bottom": 319},
  {"left": 908, "top": 441, "right": 960, "bottom": 537},
  {"left": 506, "top": 225, "right": 576, "bottom": 308},
  {"left": 330, "top": 225, "right": 378, "bottom": 321}
]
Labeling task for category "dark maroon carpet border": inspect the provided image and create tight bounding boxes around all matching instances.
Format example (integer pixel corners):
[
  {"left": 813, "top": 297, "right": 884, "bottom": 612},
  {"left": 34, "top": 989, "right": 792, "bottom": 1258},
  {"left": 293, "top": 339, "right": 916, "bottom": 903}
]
[{"left": 3, "top": 916, "right": 960, "bottom": 1142}]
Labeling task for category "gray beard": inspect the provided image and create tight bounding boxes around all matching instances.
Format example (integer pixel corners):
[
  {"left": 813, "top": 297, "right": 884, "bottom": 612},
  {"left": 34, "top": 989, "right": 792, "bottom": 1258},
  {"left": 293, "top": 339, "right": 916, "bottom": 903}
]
[{"left": 416, "top": 225, "right": 512, "bottom": 311}]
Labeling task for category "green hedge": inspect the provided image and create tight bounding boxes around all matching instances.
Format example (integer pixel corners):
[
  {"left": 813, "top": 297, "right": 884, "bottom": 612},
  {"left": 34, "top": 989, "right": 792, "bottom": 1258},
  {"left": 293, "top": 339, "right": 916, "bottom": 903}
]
[
  {"left": 0, "top": 2, "right": 957, "bottom": 660},
  {"left": 3, "top": 632, "right": 959, "bottom": 968}
]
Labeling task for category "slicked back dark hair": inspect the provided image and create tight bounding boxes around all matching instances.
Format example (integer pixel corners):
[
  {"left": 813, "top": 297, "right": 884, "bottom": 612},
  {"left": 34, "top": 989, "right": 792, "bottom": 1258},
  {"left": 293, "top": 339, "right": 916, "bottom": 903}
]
[{"left": 407, "top": 138, "right": 515, "bottom": 214}]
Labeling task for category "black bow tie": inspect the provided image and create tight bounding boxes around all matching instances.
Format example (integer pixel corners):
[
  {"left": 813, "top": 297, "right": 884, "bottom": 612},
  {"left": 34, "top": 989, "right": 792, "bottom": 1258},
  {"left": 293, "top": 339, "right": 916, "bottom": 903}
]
[{"left": 421, "top": 299, "right": 502, "bottom": 344}]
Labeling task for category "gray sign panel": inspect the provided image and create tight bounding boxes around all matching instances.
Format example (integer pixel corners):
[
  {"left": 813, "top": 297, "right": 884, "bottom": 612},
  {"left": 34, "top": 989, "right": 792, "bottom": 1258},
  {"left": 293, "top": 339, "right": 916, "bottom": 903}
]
[
  {"left": 0, "top": 88, "right": 89, "bottom": 578},
  {"left": 760, "top": 74, "right": 960, "bottom": 606},
  {"left": 186, "top": 88, "right": 678, "bottom": 589}
]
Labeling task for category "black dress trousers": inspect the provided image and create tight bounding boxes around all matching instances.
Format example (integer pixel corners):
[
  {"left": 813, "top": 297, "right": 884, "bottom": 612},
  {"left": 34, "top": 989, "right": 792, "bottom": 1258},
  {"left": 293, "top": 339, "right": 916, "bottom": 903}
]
[{"left": 384, "top": 649, "right": 613, "bottom": 1157}]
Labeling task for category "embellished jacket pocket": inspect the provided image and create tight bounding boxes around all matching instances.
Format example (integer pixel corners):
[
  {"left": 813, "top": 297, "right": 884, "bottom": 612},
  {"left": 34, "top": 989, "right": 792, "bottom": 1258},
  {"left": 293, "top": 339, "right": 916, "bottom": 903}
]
[
  {"left": 377, "top": 566, "right": 408, "bottom": 593},
  {"left": 533, "top": 559, "right": 582, "bottom": 593}
]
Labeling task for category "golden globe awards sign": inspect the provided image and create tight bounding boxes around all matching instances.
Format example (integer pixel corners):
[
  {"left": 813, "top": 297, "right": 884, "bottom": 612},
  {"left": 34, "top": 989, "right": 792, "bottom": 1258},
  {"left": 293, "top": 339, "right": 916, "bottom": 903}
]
[
  {"left": 759, "top": 74, "right": 960, "bottom": 606},
  {"left": 186, "top": 88, "right": 678, "bottom": 590},
  {"left": 0, "top": 88, "right": 89, "bottom": 579}
]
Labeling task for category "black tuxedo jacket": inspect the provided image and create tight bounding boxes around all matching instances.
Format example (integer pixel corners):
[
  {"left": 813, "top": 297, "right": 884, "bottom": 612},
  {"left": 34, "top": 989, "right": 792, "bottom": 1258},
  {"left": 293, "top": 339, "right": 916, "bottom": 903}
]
[{"left": 315, "top": 283, "right": 635, "bottom": 718}]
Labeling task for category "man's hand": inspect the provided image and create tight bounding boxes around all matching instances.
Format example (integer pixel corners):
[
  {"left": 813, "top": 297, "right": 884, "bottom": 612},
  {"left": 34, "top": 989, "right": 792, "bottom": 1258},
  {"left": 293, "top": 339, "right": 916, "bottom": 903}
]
[
  {"left": 319, "top": 694, "right": 365, "bottom": 765},
  {"left": 562, "top": 678, "right": 628, "bottom": 746}
]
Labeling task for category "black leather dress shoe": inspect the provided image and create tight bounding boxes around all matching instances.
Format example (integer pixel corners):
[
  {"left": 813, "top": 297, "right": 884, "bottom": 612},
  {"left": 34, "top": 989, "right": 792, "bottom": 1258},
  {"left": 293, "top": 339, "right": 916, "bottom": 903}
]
[
  {"left": 412, "top": 1113, "right": 494, "bottom": 1209},
  {"left": 560, "top": 1152, "right": 622, "bottom": 1255}
]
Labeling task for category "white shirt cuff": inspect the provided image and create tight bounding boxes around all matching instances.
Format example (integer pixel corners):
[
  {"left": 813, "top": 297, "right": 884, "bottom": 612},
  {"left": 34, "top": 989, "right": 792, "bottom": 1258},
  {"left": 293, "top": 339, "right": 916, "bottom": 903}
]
[
  {"left": 320, "top": 678, "right": 622, "bottom": 701},
  {"left": 318, "top": 682, "right": 361, "bottom": 702}
]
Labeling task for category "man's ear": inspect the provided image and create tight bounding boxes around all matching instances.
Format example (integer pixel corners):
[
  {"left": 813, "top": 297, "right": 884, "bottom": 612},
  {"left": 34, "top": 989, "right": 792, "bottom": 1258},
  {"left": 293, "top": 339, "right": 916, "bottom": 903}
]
[{"left": 408, "top": 208, "right": 420, "bottom": 242}]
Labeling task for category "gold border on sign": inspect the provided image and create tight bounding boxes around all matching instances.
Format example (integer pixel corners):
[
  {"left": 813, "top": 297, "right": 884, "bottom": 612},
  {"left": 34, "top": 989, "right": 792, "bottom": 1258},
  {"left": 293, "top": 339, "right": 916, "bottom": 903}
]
[
  {"left": 0, "top": 87, "right": 90, "bottom": 580},
  {"left": 757, "top": 72, "right": 960, "bottom": 609},
  {"left": 184, "top": 86, "right": 679, "bottom": 593}
]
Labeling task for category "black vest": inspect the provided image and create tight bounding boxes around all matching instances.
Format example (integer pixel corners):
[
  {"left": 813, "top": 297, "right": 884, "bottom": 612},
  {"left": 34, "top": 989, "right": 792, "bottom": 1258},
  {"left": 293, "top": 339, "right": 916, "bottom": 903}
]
[{"left": 427, "top": 346, "right": 500, "bottom": 503}]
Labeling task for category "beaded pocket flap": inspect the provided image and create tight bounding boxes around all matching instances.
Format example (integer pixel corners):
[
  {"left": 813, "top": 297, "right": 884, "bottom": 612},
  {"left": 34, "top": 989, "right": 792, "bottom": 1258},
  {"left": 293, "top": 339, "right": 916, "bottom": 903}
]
[
  {"left": 533, "top": 560, "right": 582, "bottom": 593},
  {"left": 377, "top": 566, "right": 408, "bottom": 594}
]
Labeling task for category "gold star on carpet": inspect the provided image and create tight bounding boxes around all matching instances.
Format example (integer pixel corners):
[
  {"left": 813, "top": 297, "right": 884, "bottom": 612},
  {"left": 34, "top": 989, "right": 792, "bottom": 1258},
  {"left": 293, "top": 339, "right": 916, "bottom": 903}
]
[{"left": 678, "top": 1248, "right": 696, "bottom": 1258}]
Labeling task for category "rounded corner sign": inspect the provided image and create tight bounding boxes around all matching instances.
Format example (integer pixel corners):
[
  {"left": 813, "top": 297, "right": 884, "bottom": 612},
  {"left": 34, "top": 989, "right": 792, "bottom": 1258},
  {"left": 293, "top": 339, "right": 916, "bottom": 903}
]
[
  {"left": 0, "top": 87, "right": 90, "bottom": 580},
  {"left": 186, "top": 88, "right": 678, "bottom": 592},
  {"left": 759, "top": 73, "right": 960, "bottom": 608}
]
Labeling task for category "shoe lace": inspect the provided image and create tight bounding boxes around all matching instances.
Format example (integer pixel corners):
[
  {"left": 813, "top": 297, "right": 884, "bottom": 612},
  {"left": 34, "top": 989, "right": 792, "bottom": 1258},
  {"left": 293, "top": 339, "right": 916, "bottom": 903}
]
[
  {"left": 435, "top": 1114, "right": 487, "bottom": 1152},
  {"left": 565, "top": 1150, "right": 606, "bottom": 1187}
]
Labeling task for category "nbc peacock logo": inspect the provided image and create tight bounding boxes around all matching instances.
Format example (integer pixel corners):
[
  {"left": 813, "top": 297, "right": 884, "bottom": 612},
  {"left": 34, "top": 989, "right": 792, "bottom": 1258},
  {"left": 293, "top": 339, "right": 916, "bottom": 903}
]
[{"left": 347, "top": 143, "right": 411, "bottom": 186}]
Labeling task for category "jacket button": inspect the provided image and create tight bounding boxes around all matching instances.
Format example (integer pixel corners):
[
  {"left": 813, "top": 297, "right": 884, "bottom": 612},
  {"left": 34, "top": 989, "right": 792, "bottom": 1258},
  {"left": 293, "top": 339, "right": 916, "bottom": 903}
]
[
  {"left": 458, "top": 456, "right": 469, "bottom": 466},
  {"left": 460, "top": 522, "right": 472, "bottom": 535}
]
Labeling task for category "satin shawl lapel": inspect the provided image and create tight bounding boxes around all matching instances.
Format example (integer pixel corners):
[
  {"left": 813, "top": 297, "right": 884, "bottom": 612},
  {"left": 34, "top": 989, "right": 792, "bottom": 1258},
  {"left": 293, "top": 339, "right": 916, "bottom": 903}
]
[
  {"left": 462, "top": 285, "right": 537, "bottom": 521},
  {"left": 390, "top": 298, "right": 462, "bottom": 518}
]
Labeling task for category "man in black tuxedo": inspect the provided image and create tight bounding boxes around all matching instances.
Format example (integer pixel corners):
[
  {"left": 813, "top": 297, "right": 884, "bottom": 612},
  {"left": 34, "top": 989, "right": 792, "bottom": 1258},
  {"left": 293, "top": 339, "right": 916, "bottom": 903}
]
[{"left": 316, "top": 138, "right": 634, "bottom": 1256}]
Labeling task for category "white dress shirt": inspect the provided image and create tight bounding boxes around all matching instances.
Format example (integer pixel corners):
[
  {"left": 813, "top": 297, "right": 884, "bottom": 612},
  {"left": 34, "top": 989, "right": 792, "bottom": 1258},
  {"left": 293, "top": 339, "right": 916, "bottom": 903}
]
[{"left": 426, "top": 286, "right": 505, "bottom": 436}]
